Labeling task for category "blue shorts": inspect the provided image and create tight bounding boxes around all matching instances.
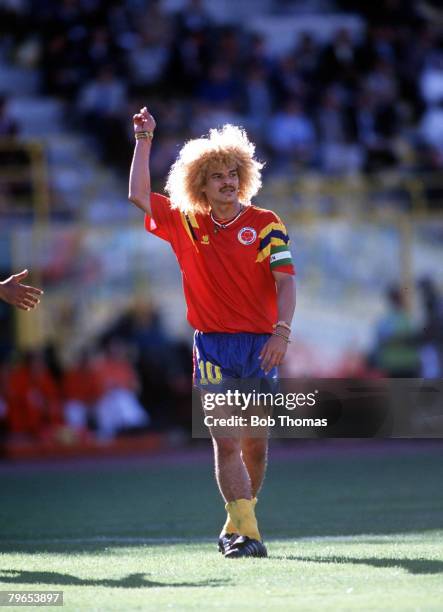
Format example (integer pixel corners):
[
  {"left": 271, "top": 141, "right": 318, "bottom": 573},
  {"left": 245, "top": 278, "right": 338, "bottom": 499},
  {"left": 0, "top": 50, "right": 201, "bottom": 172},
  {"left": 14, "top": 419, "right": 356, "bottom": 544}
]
[{"left": 192, "top": 331, "right": 278, "bottom": 390}]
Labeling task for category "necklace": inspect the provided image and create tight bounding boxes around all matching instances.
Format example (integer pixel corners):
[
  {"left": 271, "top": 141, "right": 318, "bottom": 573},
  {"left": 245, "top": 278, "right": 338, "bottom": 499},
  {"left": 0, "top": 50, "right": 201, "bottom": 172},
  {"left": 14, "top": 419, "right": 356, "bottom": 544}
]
[{"left": 210, "top": 205, "right": 244, "bottom": 233}]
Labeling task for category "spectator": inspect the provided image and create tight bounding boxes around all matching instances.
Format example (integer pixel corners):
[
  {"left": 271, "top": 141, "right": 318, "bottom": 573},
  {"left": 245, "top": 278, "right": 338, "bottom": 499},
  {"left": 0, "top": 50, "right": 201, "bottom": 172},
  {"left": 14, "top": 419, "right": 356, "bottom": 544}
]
[
  {"left": 78, "top": 65, "right": 127, "bottom": 125},
  {"left": 93, "top": 340, "right": 150, "bottom": 440},
  {"left": 420, "top": 52, "right": 443, "bottom": 107},
  {"left": 174, "top": 0, "right": 213, "bottom": 38},
  {"left": 318, "top": 28, "right": 359, "bottom": 89},
  {"left": 127, "top": 31, "right": 170, "bottom": 95},
  {"left": 420, "top": 100, "right": 443, "bottom": 159},
  {"left": 0, "top": 94, "right": 18, "bottom": 137},
  {"left": 417, "top": 277, "right": 443, "bottom": 378},
  {"left": 197, "top": 61, "right": 241, "bottom": 107},
  {"left": 86, "top": 26, "right": 121, "bottom": 74},
  {"left": 0, "top": 94, "right": 35, "bottom": 203},
  {"left": 267, "top": 99, "right": 316, "bottom": 171},
  {"left": 316, "top": 88, "right": 362, "bottom": 174},
  {"left": 6, "top": 350, "right": 63, "bottom": 439},
  {"left": 134, "top": 0, "right": 174, "bottom": 47},
  {"left": 365, "top": 58, "right": 398, "bottom": 103},
  {"left": 244, "top": 33, "right": 274, "bottom": 75},
  {"left": 372, "top": 286, "right": 420, "bottom": 377},
  {"left": 356, "top": 90, "right": 399, "bottom": 172},
  {"left": 293, "top": 32, "right": 320, "bottom": 83},
  {"left": 217, "top": 27, "right": 242, "bottom": 71},
  {"left": 241, "top": 64, "right": 273, "bottom": 134},
  {"left": 40, "top": 33, "right": 80, "bottom": 98},
  {"left": 62, "top": 349, "right": 102, "bottom": 434},
  {"left": 78, "top": 65, "right": 128, "bottom": 168},
  {"left": 166, "top": 29, "right": 211, "bottom": 96},
  {"left": 272, "top": 54, "right": 307, "bottom": 107}
]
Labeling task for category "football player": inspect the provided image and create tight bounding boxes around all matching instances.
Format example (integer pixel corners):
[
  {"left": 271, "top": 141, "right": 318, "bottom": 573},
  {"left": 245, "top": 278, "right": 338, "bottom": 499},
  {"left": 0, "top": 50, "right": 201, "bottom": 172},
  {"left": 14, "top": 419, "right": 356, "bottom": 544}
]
[{"left": 129, "top": 108, "right": 296, "bottom": 558}]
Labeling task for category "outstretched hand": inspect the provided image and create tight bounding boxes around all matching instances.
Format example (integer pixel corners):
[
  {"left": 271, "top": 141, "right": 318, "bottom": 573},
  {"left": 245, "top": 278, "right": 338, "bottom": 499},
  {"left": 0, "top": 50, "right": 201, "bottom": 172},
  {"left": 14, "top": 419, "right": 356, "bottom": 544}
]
[{"left": 0, "top": 270, "right": 43, "bottom": 310}]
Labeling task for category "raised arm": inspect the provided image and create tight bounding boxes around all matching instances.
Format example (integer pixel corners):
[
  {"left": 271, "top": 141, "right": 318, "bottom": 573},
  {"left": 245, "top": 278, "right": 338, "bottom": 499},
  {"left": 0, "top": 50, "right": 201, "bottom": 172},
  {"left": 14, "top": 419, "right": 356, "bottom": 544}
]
[{"left": 128, "top": 106, "right": 156, "bottom": 216}]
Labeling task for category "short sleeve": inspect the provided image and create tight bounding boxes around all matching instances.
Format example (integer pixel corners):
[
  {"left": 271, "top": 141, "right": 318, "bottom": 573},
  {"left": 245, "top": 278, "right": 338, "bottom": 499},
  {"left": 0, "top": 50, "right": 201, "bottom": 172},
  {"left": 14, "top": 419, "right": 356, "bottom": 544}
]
[{"left": 144, "top": 192, "right": 177, "bottom": 243}]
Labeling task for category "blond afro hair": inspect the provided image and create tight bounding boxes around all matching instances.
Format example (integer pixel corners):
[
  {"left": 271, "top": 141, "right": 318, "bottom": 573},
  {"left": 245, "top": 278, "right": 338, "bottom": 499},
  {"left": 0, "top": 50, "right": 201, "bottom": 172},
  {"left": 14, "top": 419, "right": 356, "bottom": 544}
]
[{"left": 165, "top": 124, "right": 264, "bottom": 215}]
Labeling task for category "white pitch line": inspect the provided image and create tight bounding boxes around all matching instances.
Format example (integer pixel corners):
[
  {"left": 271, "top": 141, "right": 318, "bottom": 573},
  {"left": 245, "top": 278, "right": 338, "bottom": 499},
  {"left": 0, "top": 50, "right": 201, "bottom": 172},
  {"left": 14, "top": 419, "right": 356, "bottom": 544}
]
[
  {"left": 1, "top": 533, "right": 437, "bottom": 546},
  {"left": 0, "top": 536, "right": 212, "bottom": 545}
]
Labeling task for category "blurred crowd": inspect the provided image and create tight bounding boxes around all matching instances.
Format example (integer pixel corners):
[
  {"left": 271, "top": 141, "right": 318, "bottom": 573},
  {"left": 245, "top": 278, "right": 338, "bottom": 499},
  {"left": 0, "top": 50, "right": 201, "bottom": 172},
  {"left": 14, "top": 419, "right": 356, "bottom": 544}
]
[
  {"left": 0, "top": 303, "right": 192, "bottom": 444},
  {"left": 0, "top": 94, "right": 33, "bottom": 209},
  {"left": 1, "top": 1, "right": 443, "bottom": 445},
  {"left": 1, "top": 0, "right": 443, "bottom": 186},
  {"left": 1, "top": 276, "right": 442, "bottom": 444}
]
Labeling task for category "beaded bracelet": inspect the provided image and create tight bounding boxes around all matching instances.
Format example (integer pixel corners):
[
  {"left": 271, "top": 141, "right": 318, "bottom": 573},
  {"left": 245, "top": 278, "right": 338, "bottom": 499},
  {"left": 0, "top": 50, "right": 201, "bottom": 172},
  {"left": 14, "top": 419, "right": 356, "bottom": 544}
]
[
  {"left": 273, "top": 320, "right": 292, "bottom": 333},
  {"left": 135, "top": 131, "right": 154, "bottom": 140},
  {"left": 272, "top": 331, "right": 291, "bottom": 343}
]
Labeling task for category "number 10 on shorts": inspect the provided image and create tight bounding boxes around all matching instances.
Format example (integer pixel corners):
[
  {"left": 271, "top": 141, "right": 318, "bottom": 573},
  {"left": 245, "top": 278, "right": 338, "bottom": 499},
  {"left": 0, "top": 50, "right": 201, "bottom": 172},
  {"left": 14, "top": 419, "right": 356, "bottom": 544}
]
[{"left": 198, "top": 360, "right": 222, "bottom": 385}]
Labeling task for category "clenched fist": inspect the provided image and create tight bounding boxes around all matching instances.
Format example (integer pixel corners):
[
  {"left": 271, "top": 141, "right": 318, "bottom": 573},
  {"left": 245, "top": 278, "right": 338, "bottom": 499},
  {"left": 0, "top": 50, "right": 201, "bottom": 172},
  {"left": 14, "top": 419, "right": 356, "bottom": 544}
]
[{"left": 133, "top": 106, "right": 156, "bottom": 134}]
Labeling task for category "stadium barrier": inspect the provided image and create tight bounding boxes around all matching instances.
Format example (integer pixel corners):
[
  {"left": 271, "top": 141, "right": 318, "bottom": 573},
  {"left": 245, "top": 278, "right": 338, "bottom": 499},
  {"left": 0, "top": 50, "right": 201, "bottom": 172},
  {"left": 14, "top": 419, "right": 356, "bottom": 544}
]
[{"left": 0, "top": 138, "right": 49, "bottom": 219}]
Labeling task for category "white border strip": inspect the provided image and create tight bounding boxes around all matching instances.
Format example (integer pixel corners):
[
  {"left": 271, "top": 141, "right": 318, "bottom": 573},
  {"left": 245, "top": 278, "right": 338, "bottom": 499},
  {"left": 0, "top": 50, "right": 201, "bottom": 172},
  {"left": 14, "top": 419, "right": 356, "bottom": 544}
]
[{"left": 2, "top": 533, "right": 438, "bottom": 545}]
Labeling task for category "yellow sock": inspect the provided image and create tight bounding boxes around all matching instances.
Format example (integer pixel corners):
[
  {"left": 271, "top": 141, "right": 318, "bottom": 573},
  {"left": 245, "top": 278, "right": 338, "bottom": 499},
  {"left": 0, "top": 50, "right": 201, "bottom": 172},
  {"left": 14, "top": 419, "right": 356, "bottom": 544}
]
[
  {"left": 225, "top": 498, "right": 261, "bottom": 541},
  {"left": 221, "top": 498, "right": 257, "bottom": 536}
]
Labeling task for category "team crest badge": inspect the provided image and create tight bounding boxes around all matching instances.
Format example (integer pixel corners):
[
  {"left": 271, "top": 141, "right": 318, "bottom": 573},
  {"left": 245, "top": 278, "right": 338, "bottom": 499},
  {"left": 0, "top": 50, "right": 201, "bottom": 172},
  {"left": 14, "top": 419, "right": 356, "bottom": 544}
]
[{"left": 238, "top": 227, "right": 257, "bottom": 245}]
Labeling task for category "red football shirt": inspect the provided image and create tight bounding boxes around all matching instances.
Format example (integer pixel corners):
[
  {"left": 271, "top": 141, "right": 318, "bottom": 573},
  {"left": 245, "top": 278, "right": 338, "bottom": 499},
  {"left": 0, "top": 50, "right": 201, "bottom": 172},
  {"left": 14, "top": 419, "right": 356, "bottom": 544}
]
[{"left": 145, "top": 193, "right": 295, "bottom": 333}]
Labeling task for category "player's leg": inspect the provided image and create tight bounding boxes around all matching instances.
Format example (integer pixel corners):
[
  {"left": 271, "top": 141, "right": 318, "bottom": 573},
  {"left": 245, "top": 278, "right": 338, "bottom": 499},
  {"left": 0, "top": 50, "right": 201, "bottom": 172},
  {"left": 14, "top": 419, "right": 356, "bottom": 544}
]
[
  {"left": 217, "top": 437, "right": 268, "bottom": 556},
  {"left": 212, "top": 434, "right": 266, "bottom": 558},
  {"left": 241, "top": 436, "right": 268, "bottom": 498},
  {"left": 233, "top": 338, "right": 275, "bottom": 549},
  {"left": 218, "top": 436, "right": 268, "bottom": 557},
  {"left": 214, "top": 436, "right": 244, "bottom": 550},
  {"left": 212, "top": 435, "right": 251, "bottom": 552},
  {"left": 212, "top": 436, "right": 251, "bottom": 501},
  {"left": 219, "top": 333, "right": 274, "bottom": 557},
  {"left": 218, "top": 433, "right": 267, "bottom": 536},
  {"left": 195, "top": 332, "right": 266, "bottom": 556},
  {"left": 216, "top": 406, "right": 269, "bottom": 552}
]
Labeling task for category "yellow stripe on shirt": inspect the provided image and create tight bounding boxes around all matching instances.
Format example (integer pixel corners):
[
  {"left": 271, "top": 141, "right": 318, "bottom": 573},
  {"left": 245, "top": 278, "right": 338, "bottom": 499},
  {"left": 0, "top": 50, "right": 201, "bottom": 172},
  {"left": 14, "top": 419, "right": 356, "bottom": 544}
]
[
  {"left": 256, "top": 237, "right": 287, "bottom": 262},
  {"left": 188, "top": 212, "right": 199, "bottom": 229},
  {"left": 258, "top": 222, "right": 286, "bottom": 240},
  {"left": 180, "top": 213, "right": 199, "bottom": 251}
]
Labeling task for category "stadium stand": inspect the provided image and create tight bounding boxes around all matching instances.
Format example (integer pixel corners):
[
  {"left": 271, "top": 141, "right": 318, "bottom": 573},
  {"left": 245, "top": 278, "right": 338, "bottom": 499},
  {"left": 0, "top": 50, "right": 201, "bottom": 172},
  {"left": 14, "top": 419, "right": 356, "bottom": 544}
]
[{"left": 1, "top": 0, "right": 443, "bottom": 455}]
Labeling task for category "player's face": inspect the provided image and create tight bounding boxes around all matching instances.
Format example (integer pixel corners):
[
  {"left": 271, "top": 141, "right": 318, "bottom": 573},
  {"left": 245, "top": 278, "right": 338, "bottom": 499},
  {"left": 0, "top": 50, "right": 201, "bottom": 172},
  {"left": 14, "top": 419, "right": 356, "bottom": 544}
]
[{"left": 202, "top": 165, "right": 240, "bottom": 206}]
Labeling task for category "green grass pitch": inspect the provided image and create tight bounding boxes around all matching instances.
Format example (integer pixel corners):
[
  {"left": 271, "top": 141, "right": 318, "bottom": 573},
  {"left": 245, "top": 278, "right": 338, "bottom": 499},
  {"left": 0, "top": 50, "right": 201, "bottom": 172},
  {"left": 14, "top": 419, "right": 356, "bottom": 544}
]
[{"left": 0, "top": 442, "right": 442, "bottom": 611}]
